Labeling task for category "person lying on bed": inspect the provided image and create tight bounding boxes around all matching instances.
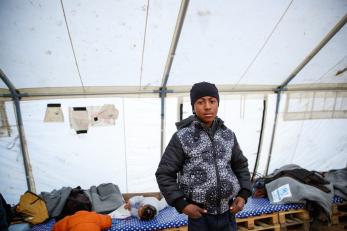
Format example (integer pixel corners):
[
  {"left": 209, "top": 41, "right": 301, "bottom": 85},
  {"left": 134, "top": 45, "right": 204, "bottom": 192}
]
[{"left": 124, "top": 195, "right": 168, "bottom": 220}]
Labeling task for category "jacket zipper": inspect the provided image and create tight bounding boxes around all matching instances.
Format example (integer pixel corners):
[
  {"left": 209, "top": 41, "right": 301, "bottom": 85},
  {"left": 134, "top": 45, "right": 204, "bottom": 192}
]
[{"left": 209, "top": 135, "right": 222, "bottom": 214}]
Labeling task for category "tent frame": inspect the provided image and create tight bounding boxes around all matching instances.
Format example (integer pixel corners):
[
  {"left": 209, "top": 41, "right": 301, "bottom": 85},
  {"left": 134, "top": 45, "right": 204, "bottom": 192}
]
[
  {"left": 0, "top": 4, "right": 346, "bottom": 193},
  {"left": 264, "top": 13, "right": 347, "bottom": 175},
  {"left": 0, "top": 69, "right": 36, "bottom": 193}
]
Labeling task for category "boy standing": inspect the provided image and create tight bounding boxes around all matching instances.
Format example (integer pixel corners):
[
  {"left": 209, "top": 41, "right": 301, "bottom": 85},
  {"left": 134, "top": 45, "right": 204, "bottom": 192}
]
[{"left": 155, "top": 82, "right": 251, "bottom": 231}]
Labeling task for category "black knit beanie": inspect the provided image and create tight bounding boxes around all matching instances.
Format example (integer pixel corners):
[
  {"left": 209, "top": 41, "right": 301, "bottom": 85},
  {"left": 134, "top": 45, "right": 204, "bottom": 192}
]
[{"left": 190, "top": 82, "right": 220, "bottom": 107}]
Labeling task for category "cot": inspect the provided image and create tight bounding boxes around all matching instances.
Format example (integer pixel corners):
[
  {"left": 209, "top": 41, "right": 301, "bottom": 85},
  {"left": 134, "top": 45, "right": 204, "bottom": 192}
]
[{"left": 30, "top": 197, "right": 305, "bottom": 231}]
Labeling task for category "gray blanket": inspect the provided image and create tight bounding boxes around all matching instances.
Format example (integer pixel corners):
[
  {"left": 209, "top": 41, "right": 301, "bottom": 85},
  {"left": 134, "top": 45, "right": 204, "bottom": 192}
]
[
  {"left": 40, "top": 187, "right": 72, "bottom": 218},
  {"left": 266, "top": 176, "right": 334, "bottom": 216},
  {"left": 324, "top": 168, "right": 347, "bottom": 200},
  {"left": 85, "top": 183, "right": 124, "bottom": 213}
]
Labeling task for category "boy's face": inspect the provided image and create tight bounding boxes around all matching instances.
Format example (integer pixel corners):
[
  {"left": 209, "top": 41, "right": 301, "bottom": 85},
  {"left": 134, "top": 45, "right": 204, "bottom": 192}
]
[
  {"left": 138, "top": 206, "right": 145, "bottom": 217},
  {"left": 138, "top": 205, "right": 156, "bottom": 220},
  {"left": 193, "top": 96, "right": 218, "bottom": 127}
]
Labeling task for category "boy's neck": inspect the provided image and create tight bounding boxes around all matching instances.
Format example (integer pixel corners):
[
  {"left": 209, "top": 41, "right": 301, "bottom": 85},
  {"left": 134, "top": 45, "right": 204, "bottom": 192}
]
[{"left": 196, "top": 116, "right": 215, "bottom": 128}]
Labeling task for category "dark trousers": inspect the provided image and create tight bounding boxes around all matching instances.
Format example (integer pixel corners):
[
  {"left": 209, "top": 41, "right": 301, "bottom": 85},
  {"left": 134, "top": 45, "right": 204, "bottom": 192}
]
[
  {"left": 0, "top": 194, "right": 9, "bottom": 231},
  {"left": 188, "top": 211, "right": 237, "bottom": 231}
]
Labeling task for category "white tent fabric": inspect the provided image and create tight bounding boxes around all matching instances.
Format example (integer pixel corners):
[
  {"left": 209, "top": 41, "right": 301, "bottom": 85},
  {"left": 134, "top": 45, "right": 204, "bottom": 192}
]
[
  {"left": 1, "top": 98, "right": 161, "bottom": 204},
  {"left": 1, "top": 93, "right": 346, "bottom": 204},
  {"left": 0, "top": 0, "right": 180, "bottom": 89},
  {"left": 0, "top": 0, "right": 346, "bottom": 91},
  {"left": 168, "top": 0, "right": 347, "bottom": 87},
  {"left": 0, "top": 0, "right": 346, "bottom": 204}
]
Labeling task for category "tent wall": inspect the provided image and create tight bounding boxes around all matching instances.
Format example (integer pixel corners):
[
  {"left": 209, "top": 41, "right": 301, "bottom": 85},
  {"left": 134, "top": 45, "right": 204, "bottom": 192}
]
[
  {"left": 1, "top": 92, "right": 347, "bottom": 204},
  {"left": 0, "top": 98, "right": 161, "bottom": 204},
  {"left": 0, "top": 0, "right": 347, "bottom": 205},
  {"left": 257, "top": 93, "right": 347, "bottom": 174}
]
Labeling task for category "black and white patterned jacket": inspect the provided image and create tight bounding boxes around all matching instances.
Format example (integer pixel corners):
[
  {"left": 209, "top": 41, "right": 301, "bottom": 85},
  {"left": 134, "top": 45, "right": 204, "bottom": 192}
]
[{"left": 156, "top": 116, "right": 251, "bottom": 215}]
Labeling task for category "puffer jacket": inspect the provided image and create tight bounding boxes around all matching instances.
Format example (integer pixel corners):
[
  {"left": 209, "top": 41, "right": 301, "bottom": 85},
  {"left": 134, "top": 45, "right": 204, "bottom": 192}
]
[
  {"left": 156, "top": 116, "right": 251, "bottom": 215},
  {"left": 52, "top": 211, "right": 111, "bottom": 231}
]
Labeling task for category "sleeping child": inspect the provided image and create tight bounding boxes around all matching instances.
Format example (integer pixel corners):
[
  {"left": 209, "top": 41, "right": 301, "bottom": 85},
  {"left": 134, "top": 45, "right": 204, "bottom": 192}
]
[{"left": 124, "top": 195, "right": 168, "bottom": 220}]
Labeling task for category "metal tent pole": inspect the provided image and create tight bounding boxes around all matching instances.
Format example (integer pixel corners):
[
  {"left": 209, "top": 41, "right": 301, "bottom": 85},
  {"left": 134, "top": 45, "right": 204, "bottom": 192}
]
[
  {"left": 159, "top": 0, "right": 190, "bottom": 155},
  {"left": 0, "top": 69, "right": 36, "bottom": 192},
  {"left": 264, "top": 14, "right": 347, "bottom": 175},
  {"left": 251, "top": 96, "right": 267, "bottom": 180}
]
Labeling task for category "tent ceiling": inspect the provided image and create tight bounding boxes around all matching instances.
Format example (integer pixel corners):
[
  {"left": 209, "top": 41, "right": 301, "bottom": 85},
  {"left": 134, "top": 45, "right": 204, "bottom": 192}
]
[
  {"left": 168, "top": 0, "right": 347, "bottom": 87},
  {"left": 0, "top": 0, "right": 346, "bottom": 96},
  {"left": 291, "top": 26, "right": 347, "bottom": 85},
  {"left": 0, "top": 0, "right": 180, "bottom": 90}
]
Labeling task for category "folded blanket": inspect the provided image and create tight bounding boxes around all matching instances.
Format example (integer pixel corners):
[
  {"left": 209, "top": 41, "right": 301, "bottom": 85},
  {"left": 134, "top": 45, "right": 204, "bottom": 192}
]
[
  {"left": 85, "top": 183, "right": 124, "bottom": 213},
  {"left": 265, "top": 176, "right": 333, "bottom": 216},
  {"left": 108, "top": 204, "right": 131, "bottom": 219}
]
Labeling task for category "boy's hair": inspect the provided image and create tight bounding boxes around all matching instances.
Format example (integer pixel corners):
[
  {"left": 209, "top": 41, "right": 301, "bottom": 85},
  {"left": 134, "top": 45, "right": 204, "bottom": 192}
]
[{"left": 140, "top": 205, "right": 157, "bottom": 220}]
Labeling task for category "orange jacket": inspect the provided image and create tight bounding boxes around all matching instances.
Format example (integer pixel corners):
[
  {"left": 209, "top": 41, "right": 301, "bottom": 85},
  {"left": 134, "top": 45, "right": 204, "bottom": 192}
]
[{"left": 53, "top": 211, "right": 112, "bottom": 231}]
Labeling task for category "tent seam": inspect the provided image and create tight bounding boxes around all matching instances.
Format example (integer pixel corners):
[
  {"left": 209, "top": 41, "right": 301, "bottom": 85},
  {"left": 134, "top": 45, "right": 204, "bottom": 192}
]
[
  {"left": 60, "top": 0, "right": 86, "bottom": 93},
  {"left": 233, "top": 0, "right": 294, "bottom": 90},
  {"left": 139, "top": 0, "right": 151, "bottom": 90}
]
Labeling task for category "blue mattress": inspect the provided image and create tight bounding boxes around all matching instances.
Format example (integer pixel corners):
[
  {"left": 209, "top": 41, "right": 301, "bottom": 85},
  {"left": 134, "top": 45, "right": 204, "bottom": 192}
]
[
  {"left": 333, "top": 195, "right": 345, "bottom": 204},
  {"left": 30, "top": 198, "right": 305, "bottom": 231},
  {"left": 236, "top": 197, "right": 304, "bottom": 218},
  {"left": 30, "top": 207, "right": 187, "bottom": 231}
]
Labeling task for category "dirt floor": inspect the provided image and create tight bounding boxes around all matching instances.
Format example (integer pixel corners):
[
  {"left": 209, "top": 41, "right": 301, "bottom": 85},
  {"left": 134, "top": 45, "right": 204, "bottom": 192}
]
[
  {"left": 318, "top": 223, "right": 347, "bottom": 231},
  {"left": 284, "top": 217, "right": 347, "bottom": 231},
  {"left": 312, "top": 217, "right": 347, "bottom": 231},
  {"left": 285, "top": 223, "right": 347, "bottom": 231}
]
